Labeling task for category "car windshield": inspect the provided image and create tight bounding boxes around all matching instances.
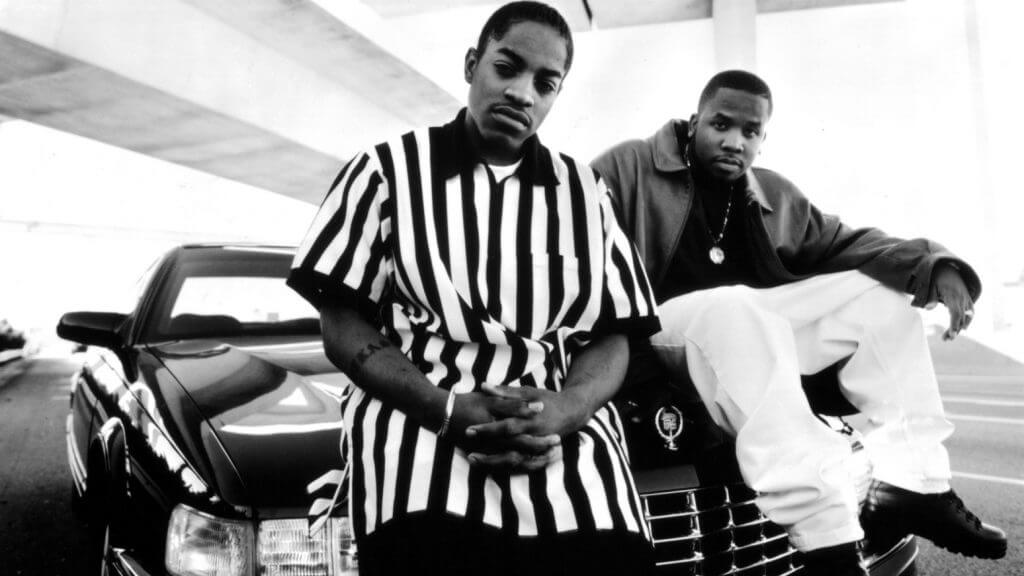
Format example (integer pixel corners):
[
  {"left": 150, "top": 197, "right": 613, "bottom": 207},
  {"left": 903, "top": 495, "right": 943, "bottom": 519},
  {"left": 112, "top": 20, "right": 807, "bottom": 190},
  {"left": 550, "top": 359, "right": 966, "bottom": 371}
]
[{"left": 144, "top": 246, "right": 321, "bottom": 341}]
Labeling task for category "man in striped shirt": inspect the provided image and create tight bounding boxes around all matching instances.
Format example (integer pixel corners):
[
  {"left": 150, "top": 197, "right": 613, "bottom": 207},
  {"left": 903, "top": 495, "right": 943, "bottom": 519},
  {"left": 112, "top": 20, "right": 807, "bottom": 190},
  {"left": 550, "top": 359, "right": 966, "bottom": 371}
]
[{"left": 288, "top": 3, "right": 660, "bottom": 574}]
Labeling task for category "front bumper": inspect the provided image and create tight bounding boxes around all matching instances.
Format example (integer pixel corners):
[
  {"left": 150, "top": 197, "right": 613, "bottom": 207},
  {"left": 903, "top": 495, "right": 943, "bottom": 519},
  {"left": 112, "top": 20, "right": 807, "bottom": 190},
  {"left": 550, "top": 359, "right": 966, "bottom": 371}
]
[
  {"left": 634, "top": 466, "right": 918, "bottom": 576},
  {"left": 105, "top": 494, "right": 916, "bottom": 576},
  {"left": 865, "top": 536, "right": 918, "bottom": 576},
  {"left": 639, "top": 473, "right": 801, "bottom": 575}
]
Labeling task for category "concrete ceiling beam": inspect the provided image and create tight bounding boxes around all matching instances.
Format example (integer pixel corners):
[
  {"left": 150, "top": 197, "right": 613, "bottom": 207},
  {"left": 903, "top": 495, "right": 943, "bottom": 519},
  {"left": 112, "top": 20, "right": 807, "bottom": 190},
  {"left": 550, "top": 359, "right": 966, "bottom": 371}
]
[
  {"left": 360, "top": 0, "right": 900, "bottom": 30},
  {"left": 180, "top": 0, "right": 460, "bottom": 127},
  {"left": 0, "top": 30, "right": 340, "bottom": 203},
  {"left": 0, "top": 0, "right": 460, "bottom": 203}
]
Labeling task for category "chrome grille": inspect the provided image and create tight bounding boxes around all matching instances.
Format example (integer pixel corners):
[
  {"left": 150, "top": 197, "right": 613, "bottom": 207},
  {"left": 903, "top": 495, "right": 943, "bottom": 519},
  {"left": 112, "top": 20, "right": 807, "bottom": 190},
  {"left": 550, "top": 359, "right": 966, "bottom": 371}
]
[{"left": 642, "top": 483, "right": 803, "bottom": 576}]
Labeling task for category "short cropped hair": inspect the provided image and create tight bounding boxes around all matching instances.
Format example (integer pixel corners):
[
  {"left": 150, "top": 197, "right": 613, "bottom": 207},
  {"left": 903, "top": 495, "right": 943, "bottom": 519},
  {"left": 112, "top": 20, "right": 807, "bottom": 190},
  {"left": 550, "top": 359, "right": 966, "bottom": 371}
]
[
  {"left": 475, "top": 1, "right": 574, "bottom": 72},
  {"left": 699, "top": 70, "right": 773, "bottom": 115}
]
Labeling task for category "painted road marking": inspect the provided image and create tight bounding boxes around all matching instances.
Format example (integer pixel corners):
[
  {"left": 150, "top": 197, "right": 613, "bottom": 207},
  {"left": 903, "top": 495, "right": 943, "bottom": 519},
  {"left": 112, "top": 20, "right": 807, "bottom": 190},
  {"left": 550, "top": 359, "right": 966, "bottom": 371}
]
[
  {"left": 946, "top": 412, "right": 1024, "bottom": 425},
  {"left": 952, "top": 471, "right": 1024, "bottom": 487},
  {"left": 939, "top": 374, "right": 1024, "bottom": 385},
  {"left": 944, "top": 395, "right": 1024, "bottom": 408}
]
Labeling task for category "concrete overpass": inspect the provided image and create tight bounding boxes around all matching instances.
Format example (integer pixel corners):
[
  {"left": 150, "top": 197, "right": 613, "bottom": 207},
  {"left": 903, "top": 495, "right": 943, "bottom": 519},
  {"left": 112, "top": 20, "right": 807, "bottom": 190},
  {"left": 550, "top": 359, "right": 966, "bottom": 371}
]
[{"left": 0, "top": 0, "right": 899, "bottom": 204}]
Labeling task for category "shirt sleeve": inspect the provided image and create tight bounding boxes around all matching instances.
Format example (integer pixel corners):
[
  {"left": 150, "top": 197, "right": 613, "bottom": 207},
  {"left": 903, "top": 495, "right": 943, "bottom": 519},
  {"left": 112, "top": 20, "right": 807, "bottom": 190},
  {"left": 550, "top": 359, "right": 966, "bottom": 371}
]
[
  {"left": 594, "top": 174, "right": 662, "bottom": 339},
  {"left": 287, "top": 151, "right": 391, "bottom": 317}
]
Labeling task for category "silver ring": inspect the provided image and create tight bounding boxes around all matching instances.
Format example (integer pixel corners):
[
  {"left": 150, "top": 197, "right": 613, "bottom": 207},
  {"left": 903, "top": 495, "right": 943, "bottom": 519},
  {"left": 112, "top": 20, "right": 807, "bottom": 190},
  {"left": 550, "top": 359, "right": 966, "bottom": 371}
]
[{"left": 964, "top": 309, "right": 975, "bottom": 317}]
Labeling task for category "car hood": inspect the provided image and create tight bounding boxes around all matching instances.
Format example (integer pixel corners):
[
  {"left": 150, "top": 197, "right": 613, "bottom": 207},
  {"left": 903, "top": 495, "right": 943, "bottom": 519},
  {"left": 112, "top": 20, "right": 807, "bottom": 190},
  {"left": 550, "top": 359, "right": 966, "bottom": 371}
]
[{"left": 150, "top": 336, "right": 350, "bottom": 516}]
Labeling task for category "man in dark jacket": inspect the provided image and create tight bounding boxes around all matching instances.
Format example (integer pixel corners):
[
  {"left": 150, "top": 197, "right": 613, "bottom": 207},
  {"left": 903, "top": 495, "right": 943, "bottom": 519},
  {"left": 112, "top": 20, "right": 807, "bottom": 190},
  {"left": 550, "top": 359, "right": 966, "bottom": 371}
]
[{"left": 592, "top": 70, "right": 1005, "bottom": 575}]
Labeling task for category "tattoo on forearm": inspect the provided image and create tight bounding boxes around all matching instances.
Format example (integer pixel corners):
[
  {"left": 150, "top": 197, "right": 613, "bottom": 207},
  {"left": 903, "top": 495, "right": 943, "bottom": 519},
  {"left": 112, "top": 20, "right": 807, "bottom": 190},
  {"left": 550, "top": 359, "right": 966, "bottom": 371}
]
[{"left": 349, "top": 336, "right": 393, "bottom": 375}]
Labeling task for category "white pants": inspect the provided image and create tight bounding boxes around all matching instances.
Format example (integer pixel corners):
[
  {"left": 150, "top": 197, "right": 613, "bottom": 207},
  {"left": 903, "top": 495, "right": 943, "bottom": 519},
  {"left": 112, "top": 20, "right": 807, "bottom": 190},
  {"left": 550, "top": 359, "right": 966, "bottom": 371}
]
[{"left": 650, "top": 271, "right": 954, "bottom": 551}]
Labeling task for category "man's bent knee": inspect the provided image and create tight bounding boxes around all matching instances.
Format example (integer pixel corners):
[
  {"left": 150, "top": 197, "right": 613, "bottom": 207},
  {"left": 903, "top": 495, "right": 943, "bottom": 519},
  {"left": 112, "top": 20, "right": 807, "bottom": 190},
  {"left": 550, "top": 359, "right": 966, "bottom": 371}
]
[
  {"left": 851, "top": 285, "right": 919, "bottom": 329},
  {"left": 654, "top": 285, "right": 765, "bottom": 345}
]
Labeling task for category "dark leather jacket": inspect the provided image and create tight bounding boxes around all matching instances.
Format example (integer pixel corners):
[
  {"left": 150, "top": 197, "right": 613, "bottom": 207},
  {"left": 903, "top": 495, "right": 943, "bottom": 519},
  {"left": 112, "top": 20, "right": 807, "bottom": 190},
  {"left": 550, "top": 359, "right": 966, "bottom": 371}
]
[{"left": 592, "top": 119, "right": 981, "bottom": 305}]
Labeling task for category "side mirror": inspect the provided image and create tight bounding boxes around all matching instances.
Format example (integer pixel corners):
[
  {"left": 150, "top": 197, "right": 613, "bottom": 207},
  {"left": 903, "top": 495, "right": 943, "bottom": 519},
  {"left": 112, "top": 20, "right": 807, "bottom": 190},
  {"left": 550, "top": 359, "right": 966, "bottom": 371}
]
[{"left": 57, "top": 312, "right": 129, "bottom": 350}]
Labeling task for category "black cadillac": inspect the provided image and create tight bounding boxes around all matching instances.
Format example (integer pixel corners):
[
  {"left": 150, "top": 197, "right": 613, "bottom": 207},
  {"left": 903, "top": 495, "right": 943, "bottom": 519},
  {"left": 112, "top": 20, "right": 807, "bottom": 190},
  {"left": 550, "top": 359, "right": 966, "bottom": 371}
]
[{"left": 60, "top": 244, "right": 916, "bottom": 576}]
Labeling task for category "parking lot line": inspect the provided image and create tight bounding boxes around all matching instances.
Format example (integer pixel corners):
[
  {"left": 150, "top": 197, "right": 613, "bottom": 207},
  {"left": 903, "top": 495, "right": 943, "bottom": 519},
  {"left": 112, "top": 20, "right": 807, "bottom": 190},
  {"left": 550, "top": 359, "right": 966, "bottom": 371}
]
[
  {"left": 943, "top": 395, "right": 1024, "bottom": 407},
  {"left": 945, "top": 412, "right": 1024, "bottom": 426},
  {"left": 952, "top": 471, "right": 1024, "bottom": 487}
]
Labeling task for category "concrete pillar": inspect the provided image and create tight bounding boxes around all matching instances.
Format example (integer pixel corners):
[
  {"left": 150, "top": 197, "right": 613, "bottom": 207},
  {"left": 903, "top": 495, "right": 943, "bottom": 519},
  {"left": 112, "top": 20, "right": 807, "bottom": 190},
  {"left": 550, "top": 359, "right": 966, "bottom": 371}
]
[{"left": 713, "top": 0, "right": 758, "bottom": 71}]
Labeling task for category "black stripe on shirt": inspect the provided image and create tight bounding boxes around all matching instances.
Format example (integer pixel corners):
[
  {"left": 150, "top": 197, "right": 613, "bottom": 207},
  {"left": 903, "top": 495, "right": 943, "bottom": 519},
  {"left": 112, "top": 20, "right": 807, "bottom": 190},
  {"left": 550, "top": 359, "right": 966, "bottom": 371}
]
[
  {"left": 609, "top": 236, "right": 641, "bottom": 318},
  {"left": 543, "top": 182, "right": 564, "bottom": 329},
  {"left": 496, "top": 473, "right": 518, "bottom": 535},
  {"left": 390, "top": 410, "right": 421, "bottom": 518},
  {"left": 377, "top": 141, "right": 423, "bottom": 323},
  {"left": 469, "top": 343, "right": 494, "bottom": 392},
  {"left": 319, "top": 155, "right": 356, "bottom": 209},
  {"left": 372, "top": 405, "right": 394, "bottom": 529},
  {"left": 560, "top": 433, "right": 597, "bottom": 533},
  {"left": 429, "top": 126, "right": 453, "bottom": 275},
  {"left": 485, "top": 172, "right": 505, "bottom": 319},
  {"left": 328, "top": 171, "right": 384, "bottom": 294},
  {"left": 426, "top": 342, "right": 462, "bottom": 511},
  {"left": 515, "top": 176, "right": 534, "bottom": 337},
  {"left": 299, "top": 154, "right": 370, "bottom": 276},
  {"left": 501, "top": 332, "right": 529, "bottom": 386},
  {"left": 528, "top": 469, "right": 557, "bottom": 535},
  {"left": 460, "top": 168, "right": 488, "bottom": 343},
  {"left": 465, "top": 465, "right": 487, "bottom": 526},
  {"left": 349, "top": 393, "right": 372, "bottom": 538},
  {"left": 560, "top": 157, "right": 593, "bottom": 328},
  {"left": 581, "top": 426, "right": 628, "bottom": 532},
  {"left": 404, "top": 132, "right": 448, "bottom": 340}
]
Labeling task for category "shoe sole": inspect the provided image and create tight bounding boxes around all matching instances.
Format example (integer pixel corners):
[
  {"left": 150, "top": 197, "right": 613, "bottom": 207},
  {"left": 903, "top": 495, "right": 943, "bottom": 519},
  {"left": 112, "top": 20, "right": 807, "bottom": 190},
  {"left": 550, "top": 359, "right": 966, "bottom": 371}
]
[
  {"left": 929, "top": 537, "right": 1007, "bottom": 560},
  {"left": 864, "top": 491, "right": 1007, "bottom": 561}
]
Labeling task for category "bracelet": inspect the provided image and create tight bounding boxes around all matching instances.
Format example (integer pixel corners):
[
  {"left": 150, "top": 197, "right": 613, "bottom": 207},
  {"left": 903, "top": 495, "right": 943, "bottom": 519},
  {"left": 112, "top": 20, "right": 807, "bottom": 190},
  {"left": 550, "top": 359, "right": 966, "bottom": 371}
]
[{"left": 437, "top": 389, "right": 457, "bottom": 439}]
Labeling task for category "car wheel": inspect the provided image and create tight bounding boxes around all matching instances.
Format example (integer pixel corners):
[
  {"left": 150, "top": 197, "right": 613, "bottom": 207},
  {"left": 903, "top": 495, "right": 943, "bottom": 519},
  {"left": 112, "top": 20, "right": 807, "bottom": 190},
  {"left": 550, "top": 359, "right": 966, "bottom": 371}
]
[
  {"left": 86, "top": 432, "right": 128, "bottom": 576},
  {"left": 96, "top": 520, "right": 112, "bottom": 576},
  {"left": 71, "top": 481, "right": 87, "bottom": 521},
  {"left": 86, "top": 456, "right": 112, "bottom": 576}
]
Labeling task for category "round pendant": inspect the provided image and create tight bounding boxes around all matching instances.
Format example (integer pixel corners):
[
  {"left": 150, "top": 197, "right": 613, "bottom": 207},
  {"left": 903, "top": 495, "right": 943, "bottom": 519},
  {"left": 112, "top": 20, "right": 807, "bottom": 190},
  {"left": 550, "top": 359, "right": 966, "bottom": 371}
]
[{"left": 709, "top": 246, "right": 725, "bottom": 264}]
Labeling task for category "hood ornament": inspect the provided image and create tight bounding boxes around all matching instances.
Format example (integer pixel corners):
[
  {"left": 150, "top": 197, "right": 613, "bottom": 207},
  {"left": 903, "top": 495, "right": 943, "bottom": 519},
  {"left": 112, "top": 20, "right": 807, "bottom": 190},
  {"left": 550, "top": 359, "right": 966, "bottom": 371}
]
[{"left": 655, "top": 405, "right": 684, "bottom": 451}]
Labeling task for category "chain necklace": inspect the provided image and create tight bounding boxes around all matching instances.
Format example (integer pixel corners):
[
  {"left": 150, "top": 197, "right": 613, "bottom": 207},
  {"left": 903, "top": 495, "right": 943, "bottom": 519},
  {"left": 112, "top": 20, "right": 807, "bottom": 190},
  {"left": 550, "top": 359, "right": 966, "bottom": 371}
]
[
  {"left": 706, "top": 193, "right": 732, "bottom": 265},
  {"left": 685, "top": 142, "right": 734, "bottom": 265}
]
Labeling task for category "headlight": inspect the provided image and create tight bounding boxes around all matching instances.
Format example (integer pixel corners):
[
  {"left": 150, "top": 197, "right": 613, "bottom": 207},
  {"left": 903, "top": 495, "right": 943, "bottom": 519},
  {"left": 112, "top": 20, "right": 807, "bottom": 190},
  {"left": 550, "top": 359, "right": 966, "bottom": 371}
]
[
  {"left": 166, "top": 504, "right": 254, "bottom": 576},
  {"left": 258, "top": 518, "right": 358, "bottom": 576},
  {"left": 165, "top": 503, "right": 358, "bottom": 576}
]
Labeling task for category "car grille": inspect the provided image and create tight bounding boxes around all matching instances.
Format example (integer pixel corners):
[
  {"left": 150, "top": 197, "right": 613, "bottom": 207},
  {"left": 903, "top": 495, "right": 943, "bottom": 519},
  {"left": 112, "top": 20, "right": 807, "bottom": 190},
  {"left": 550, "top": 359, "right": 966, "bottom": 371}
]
[{"left": 643, "top": 483, "right": 802, "bottom": 576}]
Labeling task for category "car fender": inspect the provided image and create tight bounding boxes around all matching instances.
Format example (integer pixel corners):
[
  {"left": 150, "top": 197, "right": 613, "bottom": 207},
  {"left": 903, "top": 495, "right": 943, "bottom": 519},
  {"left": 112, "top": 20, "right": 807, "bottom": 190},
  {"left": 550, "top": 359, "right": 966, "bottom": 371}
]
[
  {"left": 90, "top": 418, "right": 133, "bottom": 533},
  {"left": 94, "top": 419, "right": 130, "bottom": 485}
]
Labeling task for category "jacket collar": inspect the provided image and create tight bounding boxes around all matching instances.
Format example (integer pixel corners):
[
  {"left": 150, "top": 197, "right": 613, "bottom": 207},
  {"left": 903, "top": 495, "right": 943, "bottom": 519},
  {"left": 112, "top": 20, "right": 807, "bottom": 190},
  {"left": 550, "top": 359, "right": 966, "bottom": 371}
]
[
  {"left": 437, "top": 108, "right": 559, "bottom": 186},
  {"left": 650, "top": 118, "right": 774, "bottom": 213}
]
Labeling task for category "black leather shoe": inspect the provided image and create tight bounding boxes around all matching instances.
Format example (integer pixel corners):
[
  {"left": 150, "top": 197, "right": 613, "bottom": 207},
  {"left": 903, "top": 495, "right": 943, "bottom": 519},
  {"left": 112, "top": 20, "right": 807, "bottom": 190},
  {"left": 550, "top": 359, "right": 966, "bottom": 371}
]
[
  {"left": 800, "top": 542, "right": 868, "bottom": 576},
  {"left": 861, "top": 480, "right": 1007, "bottom": 559}
]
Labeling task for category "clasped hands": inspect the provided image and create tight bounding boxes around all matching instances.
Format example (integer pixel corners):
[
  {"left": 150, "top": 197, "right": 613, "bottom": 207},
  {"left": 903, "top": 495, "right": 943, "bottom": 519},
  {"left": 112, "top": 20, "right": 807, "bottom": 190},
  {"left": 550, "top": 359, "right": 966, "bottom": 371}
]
[{"left": 447, "top": 384, "right": 587, "bottom": 474}]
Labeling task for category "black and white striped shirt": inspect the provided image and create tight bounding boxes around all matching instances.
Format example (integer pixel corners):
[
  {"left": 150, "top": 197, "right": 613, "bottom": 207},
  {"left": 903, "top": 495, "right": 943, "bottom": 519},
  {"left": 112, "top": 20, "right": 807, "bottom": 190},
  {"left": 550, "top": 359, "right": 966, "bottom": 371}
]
[{"left": 289, "top": 110, "right": 660, "bottom": 539}]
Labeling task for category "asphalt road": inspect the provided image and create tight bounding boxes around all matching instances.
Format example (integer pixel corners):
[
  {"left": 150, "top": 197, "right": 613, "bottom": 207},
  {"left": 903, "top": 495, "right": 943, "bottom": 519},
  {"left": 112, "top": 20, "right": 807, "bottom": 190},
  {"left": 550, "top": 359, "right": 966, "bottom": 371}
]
[
  {"left": 914, "top": 372, "right": 1024, "bottom": 576},
  {"left": 0, "top": 353, "right": 1021, "bottom": 575},
  {"left": 0, "top": 356, "right": 87, "bottom": 576}
]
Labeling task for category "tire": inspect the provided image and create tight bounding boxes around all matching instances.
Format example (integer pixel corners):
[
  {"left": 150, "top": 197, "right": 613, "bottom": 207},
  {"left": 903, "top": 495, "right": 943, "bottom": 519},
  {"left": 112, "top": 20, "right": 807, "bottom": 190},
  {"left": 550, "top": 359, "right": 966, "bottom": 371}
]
[
  {"left": 85, "top": 456, "right": 111, "bottom": 576},
  {"left": 71, "top": 480, "right": 87, "bottom": 521},
  {"left": 85, "top": 431, "right": 128, "bottom": 576}
]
